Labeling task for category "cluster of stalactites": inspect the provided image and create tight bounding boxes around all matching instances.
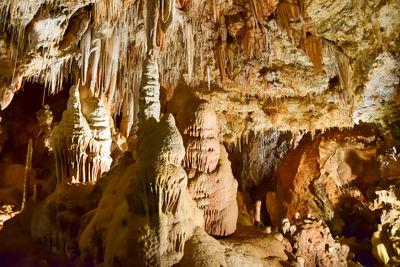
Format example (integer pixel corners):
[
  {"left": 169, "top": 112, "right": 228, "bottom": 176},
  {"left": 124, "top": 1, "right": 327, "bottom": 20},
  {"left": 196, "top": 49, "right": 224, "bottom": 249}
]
[
  {"left": 183, "top": 103, "right": 238, "bottom": 236},
  {"left": 52, "top": 85, "right": 112, "bottom": 183}
]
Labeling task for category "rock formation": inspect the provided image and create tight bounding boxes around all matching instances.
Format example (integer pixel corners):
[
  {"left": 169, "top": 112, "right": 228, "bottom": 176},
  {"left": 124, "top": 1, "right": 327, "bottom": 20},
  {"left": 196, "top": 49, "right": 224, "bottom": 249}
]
[
  {"left": 282, "top": 216, "right": 350, "bottom": 267},
  {"left": 187, "top": 144, "right": 238, "bottom": 236},
  {"left": 168, "top": 88, "right": 238, "bottom": 236},
  {"left": 81, "top": 97, "right": 112, "bottom": 182},
  {"left": 138, "top": 58, "right": 161, "bottom": 124},
  {"left": 370, "top": 181, "right": 400, "bottom": 265},
  {"left": 52, "top": 85, "right": 92, "bottom": 183},
  {"left": 79, "top": 114, "right": 203, "bottom": 266},
  {"left": 266, "top": 126, "right": 380, "bottom": 226},
  {"left": 52, "top": 85, "right": 112, "bottom": 183},
  {"left": 135, "top": 114, "right": 190, "bottom": 265},
  {"left": 0, "top": 0, "right": 398, "bottom": 266}
]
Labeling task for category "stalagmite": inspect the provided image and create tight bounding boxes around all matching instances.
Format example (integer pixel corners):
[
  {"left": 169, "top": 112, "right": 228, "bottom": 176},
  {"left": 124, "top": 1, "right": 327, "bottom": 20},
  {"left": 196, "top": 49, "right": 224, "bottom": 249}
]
[
  {"left": 254, "top": 200, "right": 262, "bottom": 226},
  {"left": 138, "top": 58, "right": 161, "bottom": 123},
  {"left": 183, "top": 103, "right": 220, "bottom": 172},
  {"left": 120, "top": 92, "right": 134, "bottom": 137},
  {"left": 135, "top": 114, "right": 189, "bottom": 265},
  {"left": 52, "top": 85, "right": 92, "bottom": 183},
  {"left": 21, "top": 139, "right": 33, "bottom": 210},
  {"left": 169, "top": 95, "right": 238, "bottom": 236},
  {"left": 81, "top": 97, "right": 112, "bottom": 182}
]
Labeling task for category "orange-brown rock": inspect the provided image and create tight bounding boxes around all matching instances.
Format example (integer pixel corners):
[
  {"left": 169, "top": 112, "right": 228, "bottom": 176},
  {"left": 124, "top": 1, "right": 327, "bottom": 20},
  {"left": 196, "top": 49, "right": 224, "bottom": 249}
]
[
  {"left": 267, "top": 135, "right": 320, "bottom": 226},
  {"left": 267, "top": 126, "right": 381, "bottom": 226}
]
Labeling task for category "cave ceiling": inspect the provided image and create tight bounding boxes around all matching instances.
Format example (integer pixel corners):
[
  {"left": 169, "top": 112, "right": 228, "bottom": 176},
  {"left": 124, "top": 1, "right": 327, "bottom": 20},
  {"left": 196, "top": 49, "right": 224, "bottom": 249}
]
[{"left": 0, "top": 0, "right": 399, "bottom": 142}]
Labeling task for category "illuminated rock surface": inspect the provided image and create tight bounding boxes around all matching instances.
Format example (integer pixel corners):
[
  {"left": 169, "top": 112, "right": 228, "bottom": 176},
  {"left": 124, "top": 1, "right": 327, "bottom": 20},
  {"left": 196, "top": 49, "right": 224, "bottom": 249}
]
[{"left": 0, "top": 0, "right": 398, "bottom": 266}]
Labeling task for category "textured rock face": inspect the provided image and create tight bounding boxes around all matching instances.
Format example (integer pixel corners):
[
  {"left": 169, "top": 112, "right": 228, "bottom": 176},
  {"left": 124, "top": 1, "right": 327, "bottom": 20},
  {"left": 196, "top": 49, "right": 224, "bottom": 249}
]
[
  {"left": 266, "top": 126, "right": 381, "bottom": 226},
  {"left": 52, "top": 85, "right": 112, "bottom": 183},
  {"left": 228, "top": 130, "right": 299, "bottom": 193},
  {"left": 353, "top": 52, "right": 400, "bottom": 125},
  {"left": 36, "top": 104, "right": 54, "bottom": 151},
  {"left": 282, "top": 216, "right": 349, "bottom": 267}
]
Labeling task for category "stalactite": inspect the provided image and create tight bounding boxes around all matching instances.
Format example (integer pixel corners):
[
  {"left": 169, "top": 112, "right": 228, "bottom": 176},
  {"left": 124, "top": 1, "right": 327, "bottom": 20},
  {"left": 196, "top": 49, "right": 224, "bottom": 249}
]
[
  {"left": 276, "top": 1, "right": 323, "bottom": 75},
  {"left": 81, "top": 27, "right": 91, "bottom": 86},
  {"left": 159, "top": 0, "right": 174, "bottom": 32},
  {"left": 265, "top": 27, "right": 273, "bottom": 67},
  {"left": 276, "top": 2, "right": 299, "bottom": 37},
  {"left": 327, "top": 43, "right": 351, "bottom": 94},
  {"left": 184, "top": 22, "right": 194, "bottom": 82},
  {"left": 120, "top": 92, "right": 134, "bottom": 137},
  {"left": 207, "top": 66, "right": 211, "bottom": 90},
  {"left": 89, "top": 39, "right": 101, "bottom": 95},
  {"left": 208, "top": 0, "right": 219, "bottom": 23},
  {"left": 300, "top": 34, "right": 323, "bottom": 74},
  {"left": 216, "top": 15, "right": 227, "bottom": 82},
  {"left": 102, "top": 28, "right": 120, "bottom": 100}
]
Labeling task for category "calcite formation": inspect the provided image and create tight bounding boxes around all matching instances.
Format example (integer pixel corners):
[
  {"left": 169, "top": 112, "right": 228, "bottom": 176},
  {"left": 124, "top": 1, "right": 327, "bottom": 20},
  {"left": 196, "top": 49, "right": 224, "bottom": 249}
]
[
  {"left": 138, "top": 58, "right": 161, "bottom": 124},
  {"left": 52, "top": 85, "right": 92, "bottom": 183},
  {"left": 282, "top": 216, "right": 350, "bottom": 267},
  {"left": 52, "top": 85, "right": 112, "bottom": 183},
  {"left": 0, "top": 0, "right": 398, "bottom": 140},
  {"left": 169, "top": 93, "right": 238, "bottom": 236},
  {"left": 188, "top": 145, "right": 238, "bottom": 236},
  {"left": 0, "top": 0, "right": 398, "bottom": 265},
  {"left": 81, "top": 97, "right": 112, "bottom": 182},
  {"left": 79, "top": 114, "right": 202, "bottom": 266},
  {"left": 370, "top": 181, "right": 400, "bottom": 265},
  {"left": 183, "top": 103, "right": 220, "bottom": 173},
  {"left": 135, "top": 114, "right": 189, "bottom": 265}
]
